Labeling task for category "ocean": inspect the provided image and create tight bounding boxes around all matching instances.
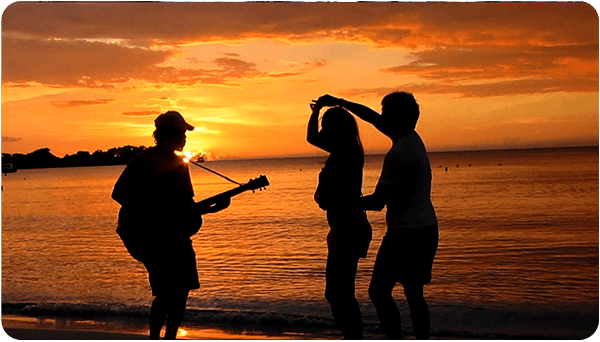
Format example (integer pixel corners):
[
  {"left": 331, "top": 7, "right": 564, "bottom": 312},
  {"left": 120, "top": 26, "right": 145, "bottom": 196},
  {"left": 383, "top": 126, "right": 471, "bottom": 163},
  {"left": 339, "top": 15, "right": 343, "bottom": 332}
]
[{"left": 2, "top": 146, "right": 598, "bottom": 339}]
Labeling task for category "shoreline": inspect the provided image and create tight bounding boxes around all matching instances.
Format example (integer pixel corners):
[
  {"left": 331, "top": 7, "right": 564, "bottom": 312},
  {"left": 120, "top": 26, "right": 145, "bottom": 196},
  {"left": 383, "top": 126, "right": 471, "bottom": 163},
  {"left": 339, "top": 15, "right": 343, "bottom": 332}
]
[
  {"left": 2, "top": 314, "right": 597, "bottom": 341},
  {"left": 1, "top": 314, "right": 317, "bottom": 340},
  {"left": 3, "top": 310, "right": 598, "bottom": 340}
]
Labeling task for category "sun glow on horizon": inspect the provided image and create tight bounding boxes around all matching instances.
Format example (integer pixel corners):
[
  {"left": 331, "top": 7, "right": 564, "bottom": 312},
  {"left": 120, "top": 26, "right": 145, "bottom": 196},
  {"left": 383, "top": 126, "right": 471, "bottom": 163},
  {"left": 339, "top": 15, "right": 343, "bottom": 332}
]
[{"left": 181, "top": 151, "right": 193, "bottom": 163}]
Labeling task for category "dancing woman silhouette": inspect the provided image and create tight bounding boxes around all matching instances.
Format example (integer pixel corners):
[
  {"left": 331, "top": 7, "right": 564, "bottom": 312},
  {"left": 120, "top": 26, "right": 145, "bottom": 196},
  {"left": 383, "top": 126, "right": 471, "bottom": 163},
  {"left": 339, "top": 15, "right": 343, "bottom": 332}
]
[{"left": 307, "top": 101, "right": 372, "bottom": 339}]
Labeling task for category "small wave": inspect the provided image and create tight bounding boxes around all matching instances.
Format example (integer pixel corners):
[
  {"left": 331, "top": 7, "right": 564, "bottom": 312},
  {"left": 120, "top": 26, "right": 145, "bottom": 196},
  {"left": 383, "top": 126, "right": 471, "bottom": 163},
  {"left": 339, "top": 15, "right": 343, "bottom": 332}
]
[
  {"left": 1, "top": 301, "right": 341, "bottom": 338},
  {"left": 3, "top": 302, "right": 150, "bottom": 320}
]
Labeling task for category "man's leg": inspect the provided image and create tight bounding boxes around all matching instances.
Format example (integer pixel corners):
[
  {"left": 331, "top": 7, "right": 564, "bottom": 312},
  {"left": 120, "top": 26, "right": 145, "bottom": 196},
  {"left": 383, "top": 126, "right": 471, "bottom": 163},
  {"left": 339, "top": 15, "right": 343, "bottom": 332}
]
[
  {"left": 403, "top": 224, "right": 437, "bottom": 339},
  {"left": 369, "top": 250, "right": 402, "bottom": 339},
  {"left": 149, "top": 295, "right": 168, "bottom": 339},
  {"left": 404, "top": 284, "right": 430, "bottom": 339},
  {"left": 164, "top": 290, "right": 190, "bottom": 340}
]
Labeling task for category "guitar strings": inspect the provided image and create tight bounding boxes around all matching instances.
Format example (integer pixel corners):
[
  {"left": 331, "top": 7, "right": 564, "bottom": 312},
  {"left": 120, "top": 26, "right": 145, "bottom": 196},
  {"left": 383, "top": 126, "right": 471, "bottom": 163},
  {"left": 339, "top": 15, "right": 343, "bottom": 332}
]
[{"left": 189, "top": 160, "right": 243, "bottom": 186}]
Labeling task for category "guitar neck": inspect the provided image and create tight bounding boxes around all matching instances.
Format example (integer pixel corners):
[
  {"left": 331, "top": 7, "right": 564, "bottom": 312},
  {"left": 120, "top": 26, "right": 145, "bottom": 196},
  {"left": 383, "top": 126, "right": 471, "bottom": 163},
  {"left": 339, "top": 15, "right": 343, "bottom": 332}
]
[
  {"left": 196, "top": 185, "right": 251, "bottom": 207},
  {"left": 195, "top": 175, "right": 269, "bottom": 208}
]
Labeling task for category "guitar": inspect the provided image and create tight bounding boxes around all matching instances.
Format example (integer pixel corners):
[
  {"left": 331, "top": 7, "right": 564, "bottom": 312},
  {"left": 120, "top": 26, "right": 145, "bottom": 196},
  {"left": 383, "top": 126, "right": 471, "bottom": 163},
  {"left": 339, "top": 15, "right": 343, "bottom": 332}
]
[
  {"left": 117, "top": 175, "right": 269, "bottom": 262},
  {"left": 196, "top": 175, "right": 269, "bottom": 209},
  {"left": 186, "top": 174, "right": 270, "bottom": 234}
]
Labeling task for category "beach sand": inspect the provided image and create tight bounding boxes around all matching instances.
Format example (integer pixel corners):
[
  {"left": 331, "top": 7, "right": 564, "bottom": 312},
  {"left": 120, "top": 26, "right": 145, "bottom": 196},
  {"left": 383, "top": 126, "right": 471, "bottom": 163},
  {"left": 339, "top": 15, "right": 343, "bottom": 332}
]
[
  {"left": 5, "top": 311, "right": 597, "bottom": 340},
  {"left": 2, "top": 327, "right": 302, "bottom": 340},
  {"left": 1, "top": 315, "right": 314, "bottom": 340}
]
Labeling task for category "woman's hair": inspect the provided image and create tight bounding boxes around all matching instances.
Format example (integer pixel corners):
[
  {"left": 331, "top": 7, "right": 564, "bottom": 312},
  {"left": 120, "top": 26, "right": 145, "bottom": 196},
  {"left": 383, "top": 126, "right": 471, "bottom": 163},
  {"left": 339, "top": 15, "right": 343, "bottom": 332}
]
[{"left": 321, "top": 106, "right": 364, "bottom": 155}]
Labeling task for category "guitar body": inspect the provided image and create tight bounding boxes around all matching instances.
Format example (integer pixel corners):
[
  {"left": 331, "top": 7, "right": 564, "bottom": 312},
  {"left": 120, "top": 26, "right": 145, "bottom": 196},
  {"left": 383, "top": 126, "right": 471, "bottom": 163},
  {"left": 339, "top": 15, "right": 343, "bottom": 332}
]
[
  {"left": 116, "top": 206, "right": 203, "bottom": 262},
  {"left": 116, "top": 206, "right": 154, "bottom": 262}
]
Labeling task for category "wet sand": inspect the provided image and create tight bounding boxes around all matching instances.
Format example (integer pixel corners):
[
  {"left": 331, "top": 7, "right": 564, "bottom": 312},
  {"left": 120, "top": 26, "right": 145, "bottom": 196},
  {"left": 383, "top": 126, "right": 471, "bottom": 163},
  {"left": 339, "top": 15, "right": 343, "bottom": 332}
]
[{"left": 1, "top": 315, "right": 311, "bottom": 340}]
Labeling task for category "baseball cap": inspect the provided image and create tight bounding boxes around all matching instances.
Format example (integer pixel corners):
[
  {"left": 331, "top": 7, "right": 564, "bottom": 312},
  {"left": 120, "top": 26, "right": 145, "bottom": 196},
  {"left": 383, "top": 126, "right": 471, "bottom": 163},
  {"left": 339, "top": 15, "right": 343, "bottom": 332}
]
[{"left": 154, "top": 111, "right": 194, "bottom": 131}]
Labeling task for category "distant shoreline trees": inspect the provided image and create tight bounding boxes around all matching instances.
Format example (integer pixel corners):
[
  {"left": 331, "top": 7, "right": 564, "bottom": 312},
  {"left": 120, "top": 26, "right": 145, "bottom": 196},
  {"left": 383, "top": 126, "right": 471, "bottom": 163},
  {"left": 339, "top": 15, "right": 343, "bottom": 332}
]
[{"left": 2, "top": 146, "right": 146, "bottom": 170}]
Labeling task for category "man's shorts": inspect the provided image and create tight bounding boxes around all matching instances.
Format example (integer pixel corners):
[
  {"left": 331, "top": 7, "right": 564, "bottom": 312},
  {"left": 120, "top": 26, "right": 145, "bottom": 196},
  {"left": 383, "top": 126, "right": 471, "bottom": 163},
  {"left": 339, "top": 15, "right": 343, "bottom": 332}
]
[{"left": 372, "top": 223, "right": 439, "bottom": 286}]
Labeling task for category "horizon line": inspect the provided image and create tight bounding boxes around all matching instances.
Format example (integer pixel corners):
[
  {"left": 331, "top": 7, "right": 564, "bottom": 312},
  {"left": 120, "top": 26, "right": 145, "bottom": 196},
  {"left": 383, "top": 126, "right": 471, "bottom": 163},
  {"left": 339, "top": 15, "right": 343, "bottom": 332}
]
[{"left": 2, "top": 143, "right": 597, "bottom": 162}]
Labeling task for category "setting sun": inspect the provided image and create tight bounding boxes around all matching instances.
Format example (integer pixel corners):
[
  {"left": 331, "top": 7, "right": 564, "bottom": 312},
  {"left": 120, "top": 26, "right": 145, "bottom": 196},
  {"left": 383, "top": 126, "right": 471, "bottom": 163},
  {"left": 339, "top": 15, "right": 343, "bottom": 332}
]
[{"left": 181, "top": 151, "right": 193, "bottom": 163}]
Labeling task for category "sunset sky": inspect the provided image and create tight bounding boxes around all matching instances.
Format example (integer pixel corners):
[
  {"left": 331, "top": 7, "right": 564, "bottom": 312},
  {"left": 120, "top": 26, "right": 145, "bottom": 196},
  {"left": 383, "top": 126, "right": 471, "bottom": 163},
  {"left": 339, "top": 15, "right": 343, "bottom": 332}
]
[{"left": 2, "top": 2, "right": 598, "bottom": 159}]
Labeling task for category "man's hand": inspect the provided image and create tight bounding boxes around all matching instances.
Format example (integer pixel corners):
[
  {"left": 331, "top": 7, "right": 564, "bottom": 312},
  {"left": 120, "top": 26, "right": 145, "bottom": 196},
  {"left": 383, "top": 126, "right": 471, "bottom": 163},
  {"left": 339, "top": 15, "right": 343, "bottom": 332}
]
[
  {"left": 207, "top": 197, "right": 231, "bottom": 213},
  {"left": 317, "top": 94, "right": 341, "bottom": 107},
  {"left": 310, "top": 101, "right": 322, "bottom": 113}
]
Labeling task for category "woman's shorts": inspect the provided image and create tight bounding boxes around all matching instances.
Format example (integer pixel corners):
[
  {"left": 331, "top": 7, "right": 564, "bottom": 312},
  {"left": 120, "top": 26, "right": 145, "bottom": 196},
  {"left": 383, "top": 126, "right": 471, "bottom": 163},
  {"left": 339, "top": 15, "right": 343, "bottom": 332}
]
[
  {"left": 372, "top": 223, "right": 439, "bottom": 286},
  {"left": 326, "top": 209, "right": 372, "bottom": 258}
]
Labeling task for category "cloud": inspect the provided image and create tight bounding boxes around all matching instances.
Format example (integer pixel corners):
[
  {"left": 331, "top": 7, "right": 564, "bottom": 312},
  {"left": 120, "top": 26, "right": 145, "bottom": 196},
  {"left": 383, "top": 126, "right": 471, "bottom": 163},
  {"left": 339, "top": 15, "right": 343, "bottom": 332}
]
[
  {"left": 342, "top": 75, "right": 599, "bottom": 99},
  {"left": 267, "top": 72, "right": 304, "bottom": 78},
  {"left": 306, "top": 60, "right": 327, "bottom": 68},
  {"left": 2, "top": 137, "right": 22, "bottom": 143},
  {"left": 2, "top": 36, "right": 175, "bottom": 87},
  {"left": 411, "top": 78, "right": 599, "bottom": 97},
  {"left": 379, "top": 44, "right": 599, "bottom": 96},
  {"left": 263, "top": 59, "right": 328, "bottom": 78},
  {"left": 2, "top": 35, "right": 266, "bottom": 88},
  {"left": 145, "top": 56, "right": 264, "bottom": 86},
  {"left": 4, "top": 2, "right": 595, "bottom": 47},
  {"left": 51, "top": 99, "right": 115, "bottom": 108},
  {"left": 509, "top": 117, "right": 555, "bottom": 125},
  {"left": 2, "top": 2, "right": 597, "bottom": 96},
  {"left": 2, "top": 2, "right": 598, "bottom": 47},
  {"left": 2, "top": 3, "right": 414, "bottom": 45},
  {"left": 213, "top": 57, "right": 261, "bottom": 79},
  {"left": 384, "top": 45, "right": 597, "bottom": 80}
]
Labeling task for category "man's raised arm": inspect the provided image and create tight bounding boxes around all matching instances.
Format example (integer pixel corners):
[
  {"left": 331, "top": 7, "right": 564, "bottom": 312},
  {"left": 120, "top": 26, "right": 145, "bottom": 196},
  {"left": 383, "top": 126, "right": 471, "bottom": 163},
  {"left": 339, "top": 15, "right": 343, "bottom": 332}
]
[{"left": 317, "top": 94, "right": 391, "bottom": 139}]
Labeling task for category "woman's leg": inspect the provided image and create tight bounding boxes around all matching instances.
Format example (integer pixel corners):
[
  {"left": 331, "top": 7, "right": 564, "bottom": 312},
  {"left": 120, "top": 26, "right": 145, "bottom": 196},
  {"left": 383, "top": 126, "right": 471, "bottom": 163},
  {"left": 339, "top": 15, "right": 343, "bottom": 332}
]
[{"left": 325, "top": 252, "right": 363, "bottom": 339}]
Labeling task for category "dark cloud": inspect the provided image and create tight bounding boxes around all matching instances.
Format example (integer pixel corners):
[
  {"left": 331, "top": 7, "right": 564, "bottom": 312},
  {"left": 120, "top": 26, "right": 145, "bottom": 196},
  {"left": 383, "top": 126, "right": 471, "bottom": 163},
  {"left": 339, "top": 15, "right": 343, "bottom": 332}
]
[
  {"left": 268, "top": 72, "right": 304, "bottom": 78},
  {"left": 2, "top": 137, "right": 22, "bottom": 143},
  {"left": 1, "top": 3, "right": 414, "bottom": 45},
  {"left": 2, "top": 35, "right": 266, "bottom": 87},
  {"left": 342, "top": 76, "right": 599, "bottom": 99},
  {"left": 213, "top": 57, "right": 261, "bottom": 78},
  {"left": 3, "top": 2, "right": 595, "bottom": 47},
  {"left": 2, "top": 36, "right": 174, "bottom": 87},
  {"left": 142, "top": 57, "right": 263, "bottom": 86},
  {"left": 380, "top": 44, "right": 598, "bottom": 96},
  {"left": 385, "top": 44, "right": 598, "bottom": 80},
  {"left": 2, "top": 2, "right": 597, "bottom": 96},
  {"left": 412, "top": 77, "right": 599, "bottom": 98}
]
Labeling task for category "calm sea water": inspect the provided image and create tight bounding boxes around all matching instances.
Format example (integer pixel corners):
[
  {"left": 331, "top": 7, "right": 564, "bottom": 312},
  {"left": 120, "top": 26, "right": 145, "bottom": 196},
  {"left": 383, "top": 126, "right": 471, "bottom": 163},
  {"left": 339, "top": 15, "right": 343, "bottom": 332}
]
[{"left": 2, "top": 147, "right": 598, "bottom": 338}]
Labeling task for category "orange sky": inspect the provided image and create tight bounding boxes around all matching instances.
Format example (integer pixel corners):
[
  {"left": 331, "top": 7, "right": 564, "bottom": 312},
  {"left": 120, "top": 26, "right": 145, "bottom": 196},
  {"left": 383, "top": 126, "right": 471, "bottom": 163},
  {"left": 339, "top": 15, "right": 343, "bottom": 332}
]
[{"left": 2, "top": 2, "right": 598, "bottom": 159}]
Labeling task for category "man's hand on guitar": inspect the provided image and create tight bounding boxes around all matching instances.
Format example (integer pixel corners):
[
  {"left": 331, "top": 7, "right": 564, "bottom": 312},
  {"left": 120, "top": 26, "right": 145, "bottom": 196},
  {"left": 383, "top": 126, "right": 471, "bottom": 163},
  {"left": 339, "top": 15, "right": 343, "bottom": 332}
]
[
  {"left": 205, "top": 197, "right": 231, "bottom": 214},
  {"left": 195, "top": 175, "right": 268, "bottom": 215}
]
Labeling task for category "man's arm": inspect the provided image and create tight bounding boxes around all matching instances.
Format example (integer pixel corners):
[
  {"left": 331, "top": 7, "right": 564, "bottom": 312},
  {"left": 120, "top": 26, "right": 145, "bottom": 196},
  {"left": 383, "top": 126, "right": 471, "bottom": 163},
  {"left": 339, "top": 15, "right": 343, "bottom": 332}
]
[
  {"left": 359, "top": 182, "right": 395, "bottom": 211},
  {"left": 317, "top": 94, "right": 390, "bottom": 138},
  {"left": 196, "top": 196, "right": 231, "bottom": 214},
  {"left": 306, "top": 102, "right": 331, "bottom": 152}
]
